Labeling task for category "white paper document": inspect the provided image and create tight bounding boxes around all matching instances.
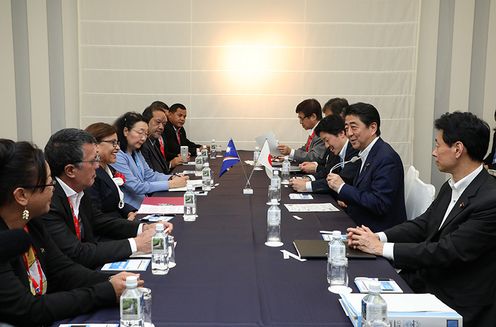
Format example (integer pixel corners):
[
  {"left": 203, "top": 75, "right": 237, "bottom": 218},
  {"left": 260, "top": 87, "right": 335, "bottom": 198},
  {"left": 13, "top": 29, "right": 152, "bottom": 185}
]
[
  {"left": 255, "top": 132, "right": 279, "bottom": 156},
  {"left": 101, "top": 259, "right": 150, "bottom": 271},
  {"left": 284, "top": 203, "right": 339, "bottom": 212},
  {"left": 169, "top": 179, "right": 203, "bottom": 192},
  {"left": 289, "top": 193, "right": 314, "bottom": 200},
  {"left": 137, "top": 205, "right": 183, "bottom": 214}
]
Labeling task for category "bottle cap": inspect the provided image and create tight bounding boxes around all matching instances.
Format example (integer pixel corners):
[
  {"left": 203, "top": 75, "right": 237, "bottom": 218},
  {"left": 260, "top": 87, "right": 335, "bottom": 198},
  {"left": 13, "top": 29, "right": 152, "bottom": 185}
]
[
  {"left": 155, "top": 223, "right": 164, "bottom": 232},
  {"left": 368, "top": 280, "right": 381, "bottom": 293},
  {"left": 284, "top": 156, "right": 289, "bottom": 160},
  {"left": 186, "top": 184, "right": 194, "bottom": 191},
  {"left": 274, "top": 170, "right": 279, "bottom": 175},
  {"left": 203, "top": 162, "right": 210, "bottom": 167},
  {"left": 255, "top": 146, "right": 260, "bottom": 150},
  {"left": 212, "top": 139, "right": 215, "bottom": 142},
  {"left": 125, "top": 275, "right": 138, "bottom": 288},
  {"left": 269, "top": 199, "right": 279, "bottom": 205},
  {"left": 332, "top": 230, "right": 341, "bottom": 237}
]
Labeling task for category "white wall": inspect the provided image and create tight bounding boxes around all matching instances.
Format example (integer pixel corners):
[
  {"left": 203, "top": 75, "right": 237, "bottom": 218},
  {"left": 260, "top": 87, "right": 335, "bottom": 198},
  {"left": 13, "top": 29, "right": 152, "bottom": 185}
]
[{"left": 3, "top": 0, "right": 496, "bottom": 188}]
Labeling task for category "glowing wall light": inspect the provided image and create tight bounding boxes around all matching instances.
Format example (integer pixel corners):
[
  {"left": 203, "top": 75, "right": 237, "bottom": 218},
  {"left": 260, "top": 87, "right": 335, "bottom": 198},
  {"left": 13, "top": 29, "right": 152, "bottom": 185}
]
[{"left": 223, "top": 43, "right": 275, "bottom": 87}]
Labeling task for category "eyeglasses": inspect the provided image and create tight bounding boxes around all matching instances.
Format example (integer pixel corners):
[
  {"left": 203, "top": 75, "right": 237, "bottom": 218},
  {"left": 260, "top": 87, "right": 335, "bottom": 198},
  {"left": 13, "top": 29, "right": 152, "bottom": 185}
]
[
  {"left": 21, "top": 179, "right": 57, "bottom": 189},
  {"left": 75, "top": 154, "right": 101, "bottom": 165},
  {"left": 100, "top": 140, "right": 120, "bottom": 148},
  {"left": 132, "top": 129, "right": 148, "bottom": 138}
]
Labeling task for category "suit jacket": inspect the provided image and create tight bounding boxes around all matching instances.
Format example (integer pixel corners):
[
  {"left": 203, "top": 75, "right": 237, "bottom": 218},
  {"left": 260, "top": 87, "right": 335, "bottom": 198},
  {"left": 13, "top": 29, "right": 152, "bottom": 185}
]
[
  {"left": 141, "top": 137, "right": 171, "bottom": 174},
  {"left": 338, "top": 138, "right": 406, "bottom": 231},
  {"left": 111, "top": 150, "right": 172, "bottom": 209},
  {"left": 41, "top": 182, "right": 139, "bottom": 269},
  {"left": 384, "top": 169, "right": 496, "bottom": 327},
  {"left": 292, "top": 127, "right": 326, "bottom": 164},
  {"left": 483, "top": 130, "right": 496, "bottom": 169},
  {"left": 311, "top": 142, "right": 360, "bottom": 194},
  {"left": 86, "top": 166, "right": 137, "bottom": 219},
  {"left": 0, "top": 218, "right": 115, "bottom": 326},
  {"left": 163, "top": 121, "right": 200, "bottom": 160}
]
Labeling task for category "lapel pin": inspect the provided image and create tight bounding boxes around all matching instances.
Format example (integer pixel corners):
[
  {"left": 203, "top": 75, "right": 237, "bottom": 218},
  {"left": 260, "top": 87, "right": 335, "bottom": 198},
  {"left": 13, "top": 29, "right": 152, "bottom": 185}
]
[
  {"left": 459, "top": 202, "right": 465, "bottom": 208},
  {"left": 40, "top": 248, "right": 45, "bottom": 254}
]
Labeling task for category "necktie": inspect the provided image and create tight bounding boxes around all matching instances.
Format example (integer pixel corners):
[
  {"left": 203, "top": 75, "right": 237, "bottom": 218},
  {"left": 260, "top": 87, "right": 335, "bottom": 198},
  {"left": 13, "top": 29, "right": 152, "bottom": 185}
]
[
  {"left": 176, "top": 129, "right": 181, "bottom": 145},
  {"left": 158, "top": 136, "right": 165, "bottom": 158},
  {"left": 305, "top": 131, "right": 315, "bottom": 152}
]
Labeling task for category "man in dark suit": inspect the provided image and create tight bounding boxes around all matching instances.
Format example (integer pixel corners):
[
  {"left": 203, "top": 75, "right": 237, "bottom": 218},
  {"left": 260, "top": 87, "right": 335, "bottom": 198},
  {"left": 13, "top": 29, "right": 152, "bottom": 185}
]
[
  {"left": 347, "top": 112, "right": 496, "bottom": 327},
  {"left": 327, "top": 103, "right": 406, "bottom": 231},
  {"left": 163, "top": 103, "right": 202, "bottom": 160},
  {"left": 141, "top": 103, "right": 182, "bottom": 174},
  {"left": 42, "top": 128, "right": 167, "bottom": 269},
  {"left": 290, "top": 114, "right": 359, "bottom": 194},
  {"left": 277, "top": 99, "right": 327, "bottom": 164}
]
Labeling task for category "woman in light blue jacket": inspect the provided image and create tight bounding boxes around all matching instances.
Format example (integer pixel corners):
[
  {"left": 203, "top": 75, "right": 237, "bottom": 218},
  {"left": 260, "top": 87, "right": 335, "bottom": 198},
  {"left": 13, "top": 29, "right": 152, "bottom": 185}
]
[{"left": 111, "top": 112, "right": 188, "bottom": 209}]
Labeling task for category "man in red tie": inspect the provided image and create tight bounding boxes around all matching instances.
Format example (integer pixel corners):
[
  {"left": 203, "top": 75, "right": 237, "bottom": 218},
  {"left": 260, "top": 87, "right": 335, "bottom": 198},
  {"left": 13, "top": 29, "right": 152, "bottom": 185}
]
[
  {"left": 141, "top": 102, "right": 183, "bottom": 174},
  {"left": 163, "top": 103, "right": 202, "bottom": 160},
  {"left": 277, "top": 99, "right": 326, "bottom": 164}
]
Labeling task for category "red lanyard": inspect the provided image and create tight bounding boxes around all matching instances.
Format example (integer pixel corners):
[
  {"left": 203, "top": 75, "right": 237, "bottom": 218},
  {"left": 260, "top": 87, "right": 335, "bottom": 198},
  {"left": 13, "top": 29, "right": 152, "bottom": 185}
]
[
  {"left": 67, "top": 197, "right": 81, "bottom": 240},
  {"left": 22, "top": 226, "right": 44, "bottom": 296}
]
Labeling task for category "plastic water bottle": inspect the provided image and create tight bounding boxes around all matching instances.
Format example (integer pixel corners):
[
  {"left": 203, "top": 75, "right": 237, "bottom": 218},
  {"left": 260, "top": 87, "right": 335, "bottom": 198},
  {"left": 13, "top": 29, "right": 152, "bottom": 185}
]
[
  {"left": 202, "top": 162, "right": 212, "bottom": 191},
  {"left": 270, "top": 170, "right": 281, "bottom": 202},
  {"left": 183, "top": 184, "right": 197, "bottom": 221},
  {"left": 151, "top": 224, "right": 169, "bottom": 275},
  {"left": 361, "top": 280, "right": 388, "bottom": 327},
  {"left": 210, "top": 139, "right": 217, "bottom": 159},
  {"left": 120, "top": 276, "right": 144, "bottom": 327},
  {"left": 266, "top": 200, "right": 282, "bottom": 244},
  {"left": 253, "top": 146, "right": 260, "bottom": 165},
  {"left": 327, "top": 231, "right": 345, "bottom": 283},
  {"left": 281, "top": 156, "right": 290, "bottom": 184},
  {"left": 195, "top": 155, "right": 204, "bottom": 173},
  {"left": 167, "top": 235, "right": 176, "bottom": 268}
]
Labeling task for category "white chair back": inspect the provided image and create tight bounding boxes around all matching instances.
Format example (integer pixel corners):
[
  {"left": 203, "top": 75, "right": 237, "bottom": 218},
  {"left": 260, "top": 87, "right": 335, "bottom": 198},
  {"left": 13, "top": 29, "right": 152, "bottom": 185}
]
[{"left": 404, "top": 166, "right": 436, "bottom": 220}]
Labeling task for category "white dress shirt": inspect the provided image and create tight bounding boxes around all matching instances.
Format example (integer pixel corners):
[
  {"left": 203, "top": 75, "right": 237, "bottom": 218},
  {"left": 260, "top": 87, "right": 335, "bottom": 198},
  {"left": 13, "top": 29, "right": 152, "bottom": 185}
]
[{"left": 56, "top": 177, "right": 139, "bottom": 253}]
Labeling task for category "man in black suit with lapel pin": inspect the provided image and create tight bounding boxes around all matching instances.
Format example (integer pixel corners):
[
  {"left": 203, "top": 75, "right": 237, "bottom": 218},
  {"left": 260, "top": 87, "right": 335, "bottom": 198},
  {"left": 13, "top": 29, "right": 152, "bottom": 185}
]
[
  {"left": 141, "top": 103, "right": 182, "bottom": 174},
  {"left": 327, "top": 102, "right": 406, "bottom": 231},
  {"left": 163, "top": 103, "right": 202, "bottom": 160},
  {"left": 42, "top": 128, "right": 169, "bottom": 269},
  {"left": 348, "top": 111, "right": 496, "bottom": 327}
]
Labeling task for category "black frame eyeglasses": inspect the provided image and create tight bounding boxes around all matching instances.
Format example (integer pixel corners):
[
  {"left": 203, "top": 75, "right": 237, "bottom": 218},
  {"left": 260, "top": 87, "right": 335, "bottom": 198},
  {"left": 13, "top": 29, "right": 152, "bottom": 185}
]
[{"left": 21, "top": 180, "right": 57, "bottom": 189}]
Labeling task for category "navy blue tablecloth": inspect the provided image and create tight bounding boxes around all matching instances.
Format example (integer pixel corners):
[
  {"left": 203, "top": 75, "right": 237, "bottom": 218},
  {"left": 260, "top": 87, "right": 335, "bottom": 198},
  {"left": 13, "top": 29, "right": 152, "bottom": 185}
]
[{"left": 58, "top": 151, "right": 410, "bottom": 326}]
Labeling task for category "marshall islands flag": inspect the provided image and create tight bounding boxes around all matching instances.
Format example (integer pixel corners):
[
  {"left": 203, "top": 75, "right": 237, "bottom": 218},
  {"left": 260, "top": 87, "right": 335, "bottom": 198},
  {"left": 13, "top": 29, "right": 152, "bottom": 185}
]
[{"left": 219, "top": 139, "right": 241, "bottom": 177}]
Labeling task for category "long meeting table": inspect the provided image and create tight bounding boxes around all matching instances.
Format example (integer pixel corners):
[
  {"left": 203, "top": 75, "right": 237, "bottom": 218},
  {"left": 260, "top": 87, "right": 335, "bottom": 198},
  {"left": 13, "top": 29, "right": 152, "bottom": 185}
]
[{"left": 58, "top": 151, "right": 411, "bottom": 326}]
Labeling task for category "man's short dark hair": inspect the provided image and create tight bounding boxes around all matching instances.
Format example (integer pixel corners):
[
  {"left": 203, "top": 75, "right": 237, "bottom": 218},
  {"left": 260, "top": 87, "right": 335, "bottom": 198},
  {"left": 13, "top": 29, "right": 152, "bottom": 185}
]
[
  {"left": 45, "top": 128, "right": 97, "bottom": 177},
  {"left": 343, "top": 102, "right": 381, "bottom": 136},
  {"left": 295, "top": 99, "right": 322, "bottom": 120},
  {"left": 169, "top": 103, "right": 187, "bottom": 114},
  {"left": 434, "top": 111, "right": 489, "bottom": 162},
  {"left": 142, "top": 104, "right": 166, "bottom": 123},
  {"left": 314, "top": 115, "right": 345, "bottom": 137},
  {"left": 323, "top": 98, "right": 349, "bottom": 117}
]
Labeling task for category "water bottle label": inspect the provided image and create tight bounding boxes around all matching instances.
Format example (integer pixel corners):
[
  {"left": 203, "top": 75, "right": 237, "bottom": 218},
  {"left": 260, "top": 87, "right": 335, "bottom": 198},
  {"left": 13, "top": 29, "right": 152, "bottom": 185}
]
[
  {"left": 184, "top": 194, "right": 195, "bottom": 204},
  {"left": 121, "top": 297, "right": 142, "bottom": 320},
  {"left": 195, "top": 157, "right": 203, "bottom": 164},
  {"left": 152, "top": 237, "right": 166, "bottom": 252},
  {"left": 203, "top": 170, "right": 211, "bottom": 178}
]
